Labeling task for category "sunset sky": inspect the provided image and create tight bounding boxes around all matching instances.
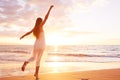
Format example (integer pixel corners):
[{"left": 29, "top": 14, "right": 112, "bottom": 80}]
[{"left": 0, "top": 0, "right": 120, "bottom": 45}]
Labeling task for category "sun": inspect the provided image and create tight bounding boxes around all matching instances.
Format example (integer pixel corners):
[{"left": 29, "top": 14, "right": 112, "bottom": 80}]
[
  {"left": 46, "top": 33, "right": 65, "bottom": 46},
  {"left": 48, "top": 34, "right": 60, "bottom": 46}
]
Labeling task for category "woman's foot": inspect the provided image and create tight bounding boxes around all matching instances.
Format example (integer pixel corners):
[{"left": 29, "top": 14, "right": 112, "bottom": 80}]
[
  {"left": 35, "top": 77, "right": 39, "bottom": 80},
  {"left": 34, "top": 73, "right": 39, "bottom": 80},
  {"left": 34, "top": 66, "right": 39, "bottom": 80},
  {"left": 34, "top": 74, "right": 39, "bottom": 80},
  {"left": 21, "top": 61, "right": 28, "bottom": 71},
  {"left": 34, "top": 73, "right": 38, "bottom": 78}
]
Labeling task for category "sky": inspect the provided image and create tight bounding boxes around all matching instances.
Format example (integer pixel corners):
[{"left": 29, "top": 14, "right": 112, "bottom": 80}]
[{"left": 0, "top": 0, "right": 120, "bottom": 45}]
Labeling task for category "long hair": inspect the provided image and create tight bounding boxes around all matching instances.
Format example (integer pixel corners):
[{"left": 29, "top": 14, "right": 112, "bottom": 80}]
[{"left": 33, "top": 17, "right": 43, "bottom": 39}]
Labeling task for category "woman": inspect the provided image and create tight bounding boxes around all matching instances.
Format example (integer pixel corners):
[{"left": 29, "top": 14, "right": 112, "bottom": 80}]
[{"left": 20, "top": 5, "right": 54, "bottom": 79}]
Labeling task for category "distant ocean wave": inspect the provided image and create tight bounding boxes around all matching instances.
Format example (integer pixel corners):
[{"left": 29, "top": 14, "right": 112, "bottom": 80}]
[
  {"left": 0, "top": 45, "right": 120, "bottom": 62},
  {"left": 48, "top": 52, "right": 120, "bottom": 58},
  {"left": 0, "top": 45, "right": 31, "bottom": 54},
  {"left": 1, "top": 50, "right": 120, "bottom": 58},
  {"left": 0, "top": 50, "right": 27, "bottom": 54},
  {"left": 1, "top": 53, "right": 120, "bottom": 63}
]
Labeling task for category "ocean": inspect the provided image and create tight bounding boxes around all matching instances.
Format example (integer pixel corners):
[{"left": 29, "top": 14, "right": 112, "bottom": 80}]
[{"left": 0, "top": 45, "right": 120, "bottom": 77}]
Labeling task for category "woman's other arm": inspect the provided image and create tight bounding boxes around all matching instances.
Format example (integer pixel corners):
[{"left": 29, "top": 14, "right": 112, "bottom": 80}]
[{"left": 20, "top": 29, "right": 33, "bottom": 40}]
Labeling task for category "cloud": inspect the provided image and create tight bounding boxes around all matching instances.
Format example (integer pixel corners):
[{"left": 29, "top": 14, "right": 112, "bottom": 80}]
[
  {"left": 0, "top": 0, "right": 72, "bottom": 30},
  {"left": 65, "top": 0, "right": 109, "bottom": 13},
  {"left": 75, "top": 0, "right": 109, "bottom": 7},
  {"left": 92, "top": 0, "right": 109, "bottom": 6},
  {"left": 0, "top": 0, "right": 110, "bottom": 38},
  {"left": 0, "top": 0, "right": 21, "bottom": 15},
  {"left": 0, "top": 0, "right": 22, "bottom": 22}
]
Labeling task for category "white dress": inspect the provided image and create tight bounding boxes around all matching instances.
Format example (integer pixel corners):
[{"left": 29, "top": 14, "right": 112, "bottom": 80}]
[
  {"left": 27, "top": 31, "right": 46, "bottom": 66},
  {"left": 33, "top": 31, "right": 45, "bottom": 50}
]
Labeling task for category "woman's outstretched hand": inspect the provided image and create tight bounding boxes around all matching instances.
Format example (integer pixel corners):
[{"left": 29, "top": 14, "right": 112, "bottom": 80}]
[
  {"left": 50, "top": 5, "right": 54, "bottom": 9},
  {"left": 20, "top": 36, "right": 24, "bottom": 40}
]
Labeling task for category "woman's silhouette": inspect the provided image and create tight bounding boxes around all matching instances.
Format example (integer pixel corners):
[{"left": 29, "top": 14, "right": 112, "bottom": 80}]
[{"left": 20, "top": 5, "right": 54, "bottom": 80}]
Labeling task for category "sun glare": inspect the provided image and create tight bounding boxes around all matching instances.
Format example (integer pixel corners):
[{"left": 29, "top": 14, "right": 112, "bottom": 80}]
[
  {"left": 51, "top": 62, "right": 64, "bottom": 67},
  {"left": 50, "top": 56, "right": 60, "bottom": 61},
  {"left": 46, "top": 33, "right": 65, "bottom": 46},
  {"left": 48, "top": 62, "right": 64, "bottom": 73}
]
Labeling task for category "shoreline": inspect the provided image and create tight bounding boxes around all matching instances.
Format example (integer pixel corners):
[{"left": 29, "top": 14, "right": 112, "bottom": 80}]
[
  {"left": 0, "top": 62, "right": 120, "bottom": 78},
  {"left": 0, "top": 68, "right": 120, "bottom": 80}
]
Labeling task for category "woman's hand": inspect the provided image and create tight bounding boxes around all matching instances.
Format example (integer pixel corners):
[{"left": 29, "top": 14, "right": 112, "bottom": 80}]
[
  {"left": 50, "top": 5, "right": 54, "bottom": 9},
  {"left": 20, "top": 36, "right": 24, "bottom": 40}
]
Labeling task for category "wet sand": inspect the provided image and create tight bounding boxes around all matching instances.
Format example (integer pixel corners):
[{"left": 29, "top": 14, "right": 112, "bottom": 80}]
[{"left": 0, "top": 68, "right": 120, "bottom": 80}]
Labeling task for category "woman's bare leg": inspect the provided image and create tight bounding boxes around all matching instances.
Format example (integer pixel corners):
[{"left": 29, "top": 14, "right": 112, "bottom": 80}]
[
  {"left": 21, "top": 49, "right": 37, "bottom": 71},
  {"left": 21, "top": 61, "right": 28, "bottom": 71},
  {"left": 34, "top": 49, "right": 44, "bottom": 79}
]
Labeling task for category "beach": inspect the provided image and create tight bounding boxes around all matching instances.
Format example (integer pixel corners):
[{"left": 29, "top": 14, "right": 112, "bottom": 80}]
[{"left": 0, "top": 68, "right": 120, "bottom": 80}]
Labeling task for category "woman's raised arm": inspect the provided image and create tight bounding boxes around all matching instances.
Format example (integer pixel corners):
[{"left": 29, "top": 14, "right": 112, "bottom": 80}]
[{"left": 41, "top": 5, "right": 54, "bottom": 26}]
